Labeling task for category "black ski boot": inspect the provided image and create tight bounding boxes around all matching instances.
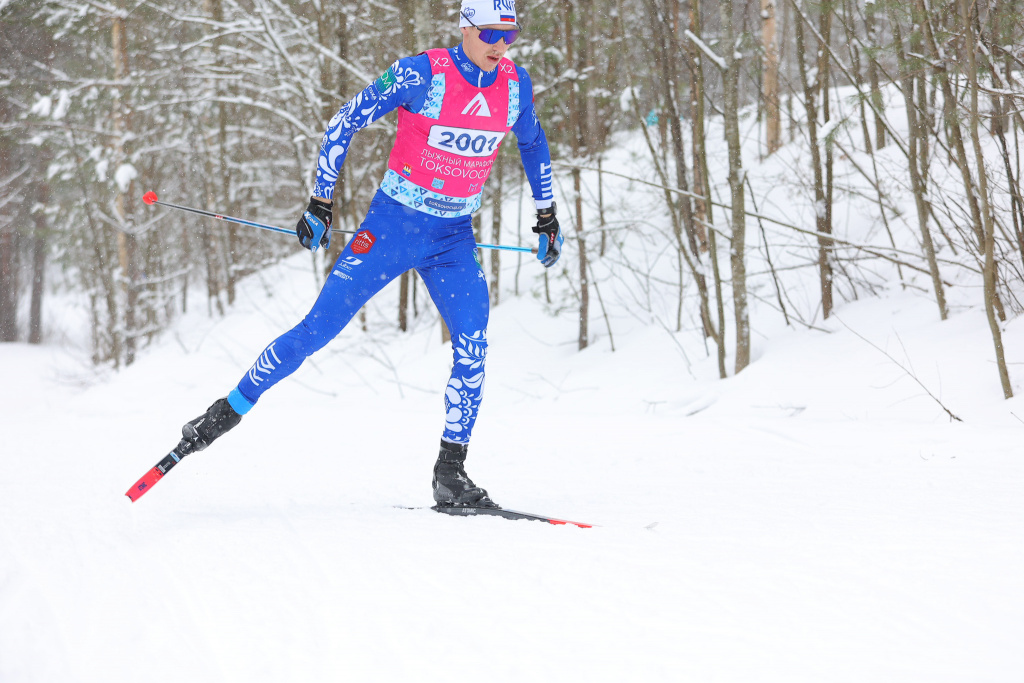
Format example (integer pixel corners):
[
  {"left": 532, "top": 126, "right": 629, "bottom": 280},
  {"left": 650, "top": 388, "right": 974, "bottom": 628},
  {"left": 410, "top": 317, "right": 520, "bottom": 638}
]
[
  {"left": 432, "top": 440, "right": 498, "bottom": 508},
  {"left": 178, "top": 398, "right": 242, "bottom": 455}
]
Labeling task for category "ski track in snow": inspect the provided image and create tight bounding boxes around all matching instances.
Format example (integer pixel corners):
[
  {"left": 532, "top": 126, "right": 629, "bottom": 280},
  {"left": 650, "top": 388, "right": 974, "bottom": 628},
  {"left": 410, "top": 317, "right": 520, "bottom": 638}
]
[{"left": 2, "top": 286, "right": 1023, "bottom": 681}]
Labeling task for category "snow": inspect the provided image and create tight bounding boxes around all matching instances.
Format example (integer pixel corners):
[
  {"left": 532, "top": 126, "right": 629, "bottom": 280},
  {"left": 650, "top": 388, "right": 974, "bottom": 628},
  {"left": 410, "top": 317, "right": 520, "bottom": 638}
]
[
  {"left": 1, "top": 259, "right": 1022, "bottom": 681},
  {"left": 2, "top": 81, "right": 1023, "bottom": 682},
  {"left": 114, "top": 163, "right": 137, "bottom": 193},
  {"left": 619, "top": 86, "right": 639, "bottom": 113},
  {"left": 683, "top": 29, "right": 727, "bottom": 71},
  {"left": 52, "top": 90, "right": 71, "bottom": 121},
  {"left": 30, "top": 95, "right": 52, "bottom": 118},
  {"left": 817, "top": 116, "right": 842, "bottom": 143}
]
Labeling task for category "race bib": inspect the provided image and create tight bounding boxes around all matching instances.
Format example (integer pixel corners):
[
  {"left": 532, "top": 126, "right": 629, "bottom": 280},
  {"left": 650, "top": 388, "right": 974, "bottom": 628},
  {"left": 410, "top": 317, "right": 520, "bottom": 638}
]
[{"left": 427, "top": 125, "right": 506, "bottom": 158}]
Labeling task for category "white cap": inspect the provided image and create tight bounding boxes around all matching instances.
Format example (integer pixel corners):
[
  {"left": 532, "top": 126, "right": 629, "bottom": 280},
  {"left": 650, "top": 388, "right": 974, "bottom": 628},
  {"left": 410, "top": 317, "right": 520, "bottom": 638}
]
[{"left": 459, "top": 0, "right": 518, "bottom": 28}]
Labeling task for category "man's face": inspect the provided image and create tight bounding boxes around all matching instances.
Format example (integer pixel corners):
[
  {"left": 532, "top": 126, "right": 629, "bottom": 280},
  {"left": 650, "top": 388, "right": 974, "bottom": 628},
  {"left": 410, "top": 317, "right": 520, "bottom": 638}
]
[{"left": 460, "top": 24, "right": 512, "bottom": 72}]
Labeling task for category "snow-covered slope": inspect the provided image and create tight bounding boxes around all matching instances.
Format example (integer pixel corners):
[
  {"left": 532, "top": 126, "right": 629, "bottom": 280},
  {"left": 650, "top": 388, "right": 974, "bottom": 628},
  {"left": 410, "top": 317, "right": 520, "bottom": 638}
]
[{"left": 2, "top": 241, "right": 1022, "bottom": 681}]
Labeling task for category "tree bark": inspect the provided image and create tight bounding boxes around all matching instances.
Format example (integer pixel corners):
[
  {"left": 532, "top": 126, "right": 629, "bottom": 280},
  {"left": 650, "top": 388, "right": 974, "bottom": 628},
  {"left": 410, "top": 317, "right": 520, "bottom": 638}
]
[
  {"left": 722, "top": 0, "right": 749, "bottom": 373},
  {"left": 565, "top": 0, "right": 589, "bottom": 351},
  {"left": 0, "top": 225, "right": 17, "bottom": 342},
  {"left": 324, "top": 7, "right": 352, "bottom": 274},
  {"left": 29, "top": 180, "right": 48, "bottom": 344},
  {"left": 688, "top": 0, "right": 727, "bottom": 378},
  {"left": 889, "top": 9, "right": 948, "bottom": 320},
  {"left": 794, "top": 2, "right": 831, "bottom": 317},
  {"left": 647, "top": 0, "right": 713, "bottom": 339},
  {"left": 864, "top": 1, "right": 885, "bottom": 150},
  {"left": 113, "top": 3, "right": 139, "bottom": 365},
  {"left": 918, "top": 0, "right": 984, "bottom": 250},
  {"left": 490, "top": 157, "right": 502, "bottom": 306},
  {"left": 817, "top": 3, "right": 834, "bottom": 319},
  {"left": 762, "top": 0, "right": 781, "bottom": 155},
  {"left": 959, "top": 0, "right": 1012, "bottom": 398}
]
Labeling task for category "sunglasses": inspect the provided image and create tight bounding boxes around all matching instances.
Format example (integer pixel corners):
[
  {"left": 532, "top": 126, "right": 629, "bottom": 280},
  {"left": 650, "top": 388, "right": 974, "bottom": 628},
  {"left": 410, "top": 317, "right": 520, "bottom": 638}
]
[{"left": 461, "top": 11, "right": 522, "bottom": 45}]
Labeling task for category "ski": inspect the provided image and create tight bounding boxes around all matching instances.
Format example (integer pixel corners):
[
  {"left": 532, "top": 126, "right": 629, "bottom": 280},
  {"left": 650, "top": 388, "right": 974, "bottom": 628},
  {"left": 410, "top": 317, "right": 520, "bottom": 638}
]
[
  {"left": 125, "top": 442, "right": 193, "bottom": 502},
  {"left": 429, "top": 504, "right": 594, "bottom": 528}
]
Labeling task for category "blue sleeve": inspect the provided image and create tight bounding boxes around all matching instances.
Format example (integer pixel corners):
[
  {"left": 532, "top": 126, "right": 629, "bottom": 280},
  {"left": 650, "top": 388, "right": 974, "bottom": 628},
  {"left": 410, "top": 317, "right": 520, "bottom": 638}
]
[
  {"left": 313, "top": 54, "right": 432, "bottom": 200},
  {"left": 511, "top": 67, "right": 554, "bottom": 210}
]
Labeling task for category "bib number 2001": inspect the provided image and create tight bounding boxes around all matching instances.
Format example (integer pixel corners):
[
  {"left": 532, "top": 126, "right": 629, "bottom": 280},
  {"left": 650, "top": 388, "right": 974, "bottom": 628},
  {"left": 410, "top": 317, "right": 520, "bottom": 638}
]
[{"left": 428, "top": 126, "right": 505, "bottom": 158}]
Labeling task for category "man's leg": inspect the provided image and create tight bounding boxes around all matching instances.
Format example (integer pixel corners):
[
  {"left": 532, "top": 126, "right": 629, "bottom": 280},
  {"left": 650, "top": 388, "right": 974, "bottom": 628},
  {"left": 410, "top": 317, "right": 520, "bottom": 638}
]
[
  {"left": 181, "top": 204, "right": 409, "bottom": 451},
  {"left": 417, "top": 234, "right": 494, "bottom": 506}
]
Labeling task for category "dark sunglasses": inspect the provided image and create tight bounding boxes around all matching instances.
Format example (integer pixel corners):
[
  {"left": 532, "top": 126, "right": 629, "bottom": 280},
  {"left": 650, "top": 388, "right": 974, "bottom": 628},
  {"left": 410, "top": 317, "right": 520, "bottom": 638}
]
[{"left": 461, "top": 11, "right": 522, "bottom": 45}]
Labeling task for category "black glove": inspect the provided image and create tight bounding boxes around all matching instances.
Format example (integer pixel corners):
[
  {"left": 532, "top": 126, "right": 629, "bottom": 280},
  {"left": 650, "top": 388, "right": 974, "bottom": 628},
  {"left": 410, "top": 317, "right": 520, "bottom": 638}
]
[
  {"left": 295, "top": 197, "right": 333, "bottom": 252},
  {"left": 531, "top": 202, "right": 563, "bottom": 268}
]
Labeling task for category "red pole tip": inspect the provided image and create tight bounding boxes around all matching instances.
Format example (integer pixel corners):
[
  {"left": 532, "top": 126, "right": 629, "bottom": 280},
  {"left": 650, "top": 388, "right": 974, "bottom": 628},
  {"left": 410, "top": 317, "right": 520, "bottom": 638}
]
[{"left": 142, "top": 191, "right": 158, "bottom": 205}]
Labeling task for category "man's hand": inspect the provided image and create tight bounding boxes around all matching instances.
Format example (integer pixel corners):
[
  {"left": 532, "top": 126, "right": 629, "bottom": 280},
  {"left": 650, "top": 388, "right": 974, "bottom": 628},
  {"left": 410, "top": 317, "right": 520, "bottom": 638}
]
[
  {"left": 296, "top": 197, "right": 333, "bottom": 252},
  {"left": 532, "top": 203, "right": 563, "bottom": 268}
]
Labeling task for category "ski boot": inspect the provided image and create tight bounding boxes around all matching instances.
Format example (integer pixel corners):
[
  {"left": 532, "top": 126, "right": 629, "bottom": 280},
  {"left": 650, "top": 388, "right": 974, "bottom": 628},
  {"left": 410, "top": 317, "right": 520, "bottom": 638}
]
[
  {"left": 432, "top": 440, "right": 498, "bottom": 508},
  {"left": 177, "top": 397, "right": 243, "bottom": 455}
]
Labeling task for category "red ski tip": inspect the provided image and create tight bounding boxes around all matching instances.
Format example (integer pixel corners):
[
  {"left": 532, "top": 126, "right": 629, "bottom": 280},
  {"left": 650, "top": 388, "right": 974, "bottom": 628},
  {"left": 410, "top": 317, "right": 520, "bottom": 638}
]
[
  {"left": 126, "top": 465, "right": 164, "bottom": 502},
  {"left": 142, "top": 191, "right": 158, "bottom": 205}
]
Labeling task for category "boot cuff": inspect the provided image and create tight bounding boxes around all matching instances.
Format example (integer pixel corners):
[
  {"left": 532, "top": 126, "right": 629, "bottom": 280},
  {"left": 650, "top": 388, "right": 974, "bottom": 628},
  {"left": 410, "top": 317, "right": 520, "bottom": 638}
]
[{"left": 438, "top": 439, "right": 469, "bottom": 462}]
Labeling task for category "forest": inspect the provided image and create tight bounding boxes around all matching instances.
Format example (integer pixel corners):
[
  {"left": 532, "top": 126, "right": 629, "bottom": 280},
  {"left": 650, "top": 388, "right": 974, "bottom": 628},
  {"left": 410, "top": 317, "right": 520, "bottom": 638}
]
[{"left": 1, "top": 0, "right": 1022, "bottom": 398}]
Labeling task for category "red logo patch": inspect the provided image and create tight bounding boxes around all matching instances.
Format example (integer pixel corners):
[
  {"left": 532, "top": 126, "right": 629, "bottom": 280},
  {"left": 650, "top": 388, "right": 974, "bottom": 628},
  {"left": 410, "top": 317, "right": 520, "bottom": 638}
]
[{"left": 351, "top": 230, "right": 376, "bottom": 254}]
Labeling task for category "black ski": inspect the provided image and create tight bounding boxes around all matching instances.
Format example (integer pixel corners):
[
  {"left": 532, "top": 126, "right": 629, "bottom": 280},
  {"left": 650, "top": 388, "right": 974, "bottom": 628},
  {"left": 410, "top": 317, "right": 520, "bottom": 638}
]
[{"left": 430, "top": 504, "right": 594, "bottom": 528}]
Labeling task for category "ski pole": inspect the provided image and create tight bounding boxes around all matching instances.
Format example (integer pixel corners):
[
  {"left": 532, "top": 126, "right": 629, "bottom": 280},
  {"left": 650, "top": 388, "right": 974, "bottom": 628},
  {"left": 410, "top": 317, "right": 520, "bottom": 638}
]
[
  {"left": 141, "top": 191, "right": 355, "bottom": 237},
  {"left": 476, "top": 242, "right": 536, "bottom": 254},
  {"left": 142, "top": 192, "right": 538, "bottom": 253}
]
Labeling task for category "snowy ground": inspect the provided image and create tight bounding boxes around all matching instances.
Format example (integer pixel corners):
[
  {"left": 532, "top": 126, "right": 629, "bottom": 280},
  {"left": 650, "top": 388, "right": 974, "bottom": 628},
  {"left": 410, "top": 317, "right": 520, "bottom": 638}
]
[{"left": 1, "top": 247, "right": 1023, "bottom": 682}]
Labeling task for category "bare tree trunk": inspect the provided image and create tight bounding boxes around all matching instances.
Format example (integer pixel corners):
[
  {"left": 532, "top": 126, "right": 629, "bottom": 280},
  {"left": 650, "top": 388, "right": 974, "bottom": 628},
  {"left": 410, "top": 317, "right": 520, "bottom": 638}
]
[
  {"left": 794, "top": 6, "right": 832, "bottom": 319},
  {"left": 575, "top": 169, "right": 588, "bottom": 350},
  {"left": 818, "top": 3, "right": 834, "bottom": 319},
  {"left": 397, "top": 0, "right": 421, "bottom": 332},
  {"left": 762, "top": 0, "right": 781, "bottom": 155},
  {"left": 688, "top": 0, "right": 727, "bottom": 378},
  {"left": 960, "top": 0, "right": 1012, "bottom": 398},
  {"left": 324, "top": 7, "right": 352, "bottom": 273},
  {"left": 647, "top": 0, "right": 713, "bottom": 339},
  {"left": 722, "top": 0, "right": 749, "bottom": 372},
  {"left": 598, "top": 156, "right": 606, "bottom": 257},
  {"left": 919, "top": 1, "right": 984, "bottom": 250},
  {"left": 864, "top": 1, "right": 885, "bottom": 150},
  {"left": 490, "top": 158, "right": 502, "bottom": 306},
  {"left": 207, "top": 0, "right": 239, "bottom": 307},
  {"left": 565, "top": 0, "right": 589, "bottom": 350},
  {"left": 29, "top": 180, "right": 48, "bottom": 344},
  {"left": 0, "top": 225, "right": 17, "bottom": 342},
  {"left": 69, "top": 128, "right": 122, "bottom": 363},
  {"left": 843, "top": 0, "right": 872, "bottom": 153},
  {"left": 113, "top": 3, "right": 139, "bottom": 365},
  {"left": 889, "top": 9, "right": 948, "bottom": 320}
]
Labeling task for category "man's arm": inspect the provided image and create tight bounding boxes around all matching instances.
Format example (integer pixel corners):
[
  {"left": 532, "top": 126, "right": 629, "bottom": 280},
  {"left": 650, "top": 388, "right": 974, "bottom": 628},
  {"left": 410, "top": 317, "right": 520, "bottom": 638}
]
[
  {"left": 511, "top": 67, "right": 555, "bottom": 211},
  {"left": 511, "top": 67, "right": 562, "bottom": 267},
  {"left": 312, "top": 55, "right": 432, "bottom": 202}
]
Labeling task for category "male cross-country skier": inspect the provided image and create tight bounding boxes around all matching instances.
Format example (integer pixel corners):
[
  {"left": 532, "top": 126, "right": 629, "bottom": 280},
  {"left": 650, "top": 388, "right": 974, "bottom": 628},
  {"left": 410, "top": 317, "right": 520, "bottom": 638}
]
[{"left": 170, "top": 0, "right": 562, "bottom": 509}]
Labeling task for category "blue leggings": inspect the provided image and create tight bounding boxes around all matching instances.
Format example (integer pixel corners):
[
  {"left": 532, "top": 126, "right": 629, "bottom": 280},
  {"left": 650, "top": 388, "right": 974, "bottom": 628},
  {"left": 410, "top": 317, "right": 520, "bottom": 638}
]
[{"left": 234, "top": 191, "right": 489, "bottom": 443}]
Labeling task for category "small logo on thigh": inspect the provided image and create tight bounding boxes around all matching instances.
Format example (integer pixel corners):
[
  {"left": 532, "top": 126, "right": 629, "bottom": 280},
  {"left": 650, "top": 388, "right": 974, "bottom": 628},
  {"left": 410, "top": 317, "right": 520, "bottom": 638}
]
[
  {"left": 332, "top": 255, "right": 363, "bottom": 280},
  {"left": 351, "top": 230, "right": 376, "bottom": 254}
]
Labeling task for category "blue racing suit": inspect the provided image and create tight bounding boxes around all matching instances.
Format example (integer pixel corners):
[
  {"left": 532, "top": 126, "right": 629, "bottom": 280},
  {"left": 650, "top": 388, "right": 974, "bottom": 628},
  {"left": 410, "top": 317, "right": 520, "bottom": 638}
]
[{"left": 227, "top": 45, "right": 553, "bottom": 444}]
